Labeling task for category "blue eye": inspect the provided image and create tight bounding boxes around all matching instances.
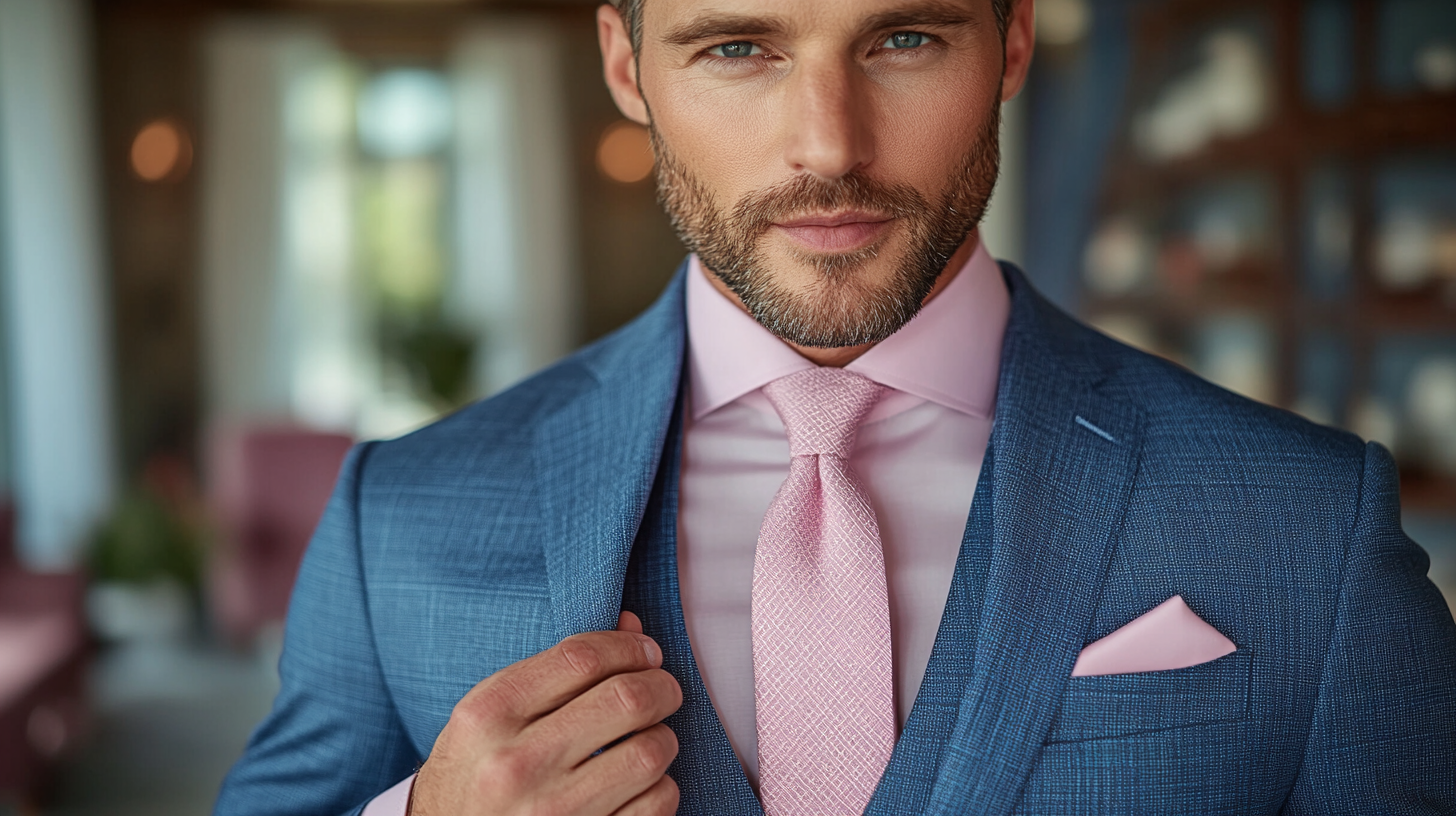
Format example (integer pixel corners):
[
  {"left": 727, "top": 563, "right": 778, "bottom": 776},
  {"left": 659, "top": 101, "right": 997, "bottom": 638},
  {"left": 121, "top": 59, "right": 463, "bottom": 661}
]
[
  {"left": 710, "top": 41, "right": 761, "bottom": 59},
  {"left": 883, "top": 31, "right": 928, "bottom": 49}
]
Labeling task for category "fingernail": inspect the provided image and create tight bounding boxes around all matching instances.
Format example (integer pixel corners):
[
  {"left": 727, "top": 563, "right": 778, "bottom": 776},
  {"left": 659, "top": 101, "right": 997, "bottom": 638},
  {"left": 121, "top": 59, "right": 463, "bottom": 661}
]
[{"left": 638, "top": 636, "right": 661, "bottom": 666}]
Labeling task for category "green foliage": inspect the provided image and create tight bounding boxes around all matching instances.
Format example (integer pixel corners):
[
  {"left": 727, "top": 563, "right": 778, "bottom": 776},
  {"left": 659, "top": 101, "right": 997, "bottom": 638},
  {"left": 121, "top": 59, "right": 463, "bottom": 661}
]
[
  {"left": 88, "top": 488, "right": 204, "bottom": 587},
  {"left": 383, "top": 310, "right": 477, "bottom": 411}
]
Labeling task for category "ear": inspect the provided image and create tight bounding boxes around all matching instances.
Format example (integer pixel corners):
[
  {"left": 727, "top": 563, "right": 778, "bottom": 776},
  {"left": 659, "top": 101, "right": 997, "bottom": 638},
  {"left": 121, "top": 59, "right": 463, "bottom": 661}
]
[
  {"left": 1001, "top": 0, "right": 1036, "bottom": 101},
  {"left": 598, "top": 4, "right": 650, "bottom": 125}
]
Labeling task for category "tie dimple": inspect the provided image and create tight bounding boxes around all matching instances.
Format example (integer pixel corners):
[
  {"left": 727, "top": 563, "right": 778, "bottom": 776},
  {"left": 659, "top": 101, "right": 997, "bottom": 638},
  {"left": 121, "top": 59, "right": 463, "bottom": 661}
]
[
  {"left": 752, "top": 367, "right": 895, "bottom": 816},
  {"left": 763, "top": 368, "right": 886, "bottom": 459}
]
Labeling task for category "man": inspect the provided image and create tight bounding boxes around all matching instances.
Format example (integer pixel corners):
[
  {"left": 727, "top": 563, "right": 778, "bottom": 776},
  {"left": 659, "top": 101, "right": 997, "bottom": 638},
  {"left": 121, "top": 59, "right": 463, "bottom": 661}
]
[{"left": 216, "top": 0, "right": 1456, "bottom": 813}]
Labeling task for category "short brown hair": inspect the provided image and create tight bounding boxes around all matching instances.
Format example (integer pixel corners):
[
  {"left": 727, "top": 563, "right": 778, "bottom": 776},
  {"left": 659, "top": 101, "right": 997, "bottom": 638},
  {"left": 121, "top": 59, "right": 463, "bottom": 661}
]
[{"left": 610, "top": 0, "right": 1017, "bottom": 53}]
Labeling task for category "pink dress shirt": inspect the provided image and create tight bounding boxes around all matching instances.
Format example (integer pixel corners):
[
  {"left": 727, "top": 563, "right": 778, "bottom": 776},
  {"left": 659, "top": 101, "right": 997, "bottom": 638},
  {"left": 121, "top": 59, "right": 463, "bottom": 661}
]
[
  {"left": 679, "top": 242, "right": 1008, "bottom": 788},
  {"left": 366, "top": 242, "right": 1010, "bottom": 811}
]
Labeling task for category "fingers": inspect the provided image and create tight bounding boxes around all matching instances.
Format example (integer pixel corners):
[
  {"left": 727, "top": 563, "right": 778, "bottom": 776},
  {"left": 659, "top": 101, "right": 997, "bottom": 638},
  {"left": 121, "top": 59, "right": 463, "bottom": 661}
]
[
  {"left": 466, "top": 630, "right": 663, "bottom": 726},
  {"left": 417, "top": 618, "right": 675, "bottom": 816},
  {"left": 568, "top": 724, "right": 679, "bottom": 815},
  {"left": 618, "top": 610, "right": 644, "bottom": 634},
  {"left": 612, "top": 774, "right": 680, "bottom": 816},
  {"left": 527, "top": 667, "right": 683, "bottom": 767}
]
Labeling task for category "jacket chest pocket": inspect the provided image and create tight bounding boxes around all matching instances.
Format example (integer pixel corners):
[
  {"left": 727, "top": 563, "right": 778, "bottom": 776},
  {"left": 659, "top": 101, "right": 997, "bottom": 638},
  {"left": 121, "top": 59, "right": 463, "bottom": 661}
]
[{"left": 1044, "top": 649, "right": 1252, "bottom": 744}]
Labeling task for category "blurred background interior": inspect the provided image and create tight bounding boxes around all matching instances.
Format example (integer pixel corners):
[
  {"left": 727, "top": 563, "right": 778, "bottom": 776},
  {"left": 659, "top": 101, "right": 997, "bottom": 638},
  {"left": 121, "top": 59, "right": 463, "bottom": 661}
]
[{"left": 0, "top": 0, "right": 1452, "bottom": 812}]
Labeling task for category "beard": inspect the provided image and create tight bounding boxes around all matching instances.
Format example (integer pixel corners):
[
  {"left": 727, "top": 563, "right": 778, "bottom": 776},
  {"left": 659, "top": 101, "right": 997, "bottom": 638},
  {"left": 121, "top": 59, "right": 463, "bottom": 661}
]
[{"left": 652, "top": 101, "right": 1001, "bottom": 349}]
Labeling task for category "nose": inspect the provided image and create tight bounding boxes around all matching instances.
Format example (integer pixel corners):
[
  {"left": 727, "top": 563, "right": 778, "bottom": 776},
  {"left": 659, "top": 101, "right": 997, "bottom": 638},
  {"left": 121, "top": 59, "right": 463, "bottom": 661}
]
[{"left": 781, "top": 57, "right": 874, "bottom": 181}]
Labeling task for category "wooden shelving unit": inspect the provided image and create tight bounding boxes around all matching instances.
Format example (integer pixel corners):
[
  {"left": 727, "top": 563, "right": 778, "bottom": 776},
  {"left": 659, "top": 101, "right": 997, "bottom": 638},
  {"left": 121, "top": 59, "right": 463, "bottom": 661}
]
[{"left": 1084, "top": 0, "right": 1456, "bottom": 520}]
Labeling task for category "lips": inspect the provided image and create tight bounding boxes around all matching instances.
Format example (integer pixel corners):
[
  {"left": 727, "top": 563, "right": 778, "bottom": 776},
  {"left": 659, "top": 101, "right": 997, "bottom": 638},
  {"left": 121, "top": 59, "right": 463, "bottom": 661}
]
[{"left": 773, "top": 211, "right": 893, "bottom": 253}]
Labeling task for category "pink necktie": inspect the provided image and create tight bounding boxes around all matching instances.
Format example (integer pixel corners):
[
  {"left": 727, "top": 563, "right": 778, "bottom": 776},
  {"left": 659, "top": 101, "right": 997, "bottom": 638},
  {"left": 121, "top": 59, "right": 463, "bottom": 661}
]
[{"left": 754, "top": 368, "right": 896, "bottom": 816}]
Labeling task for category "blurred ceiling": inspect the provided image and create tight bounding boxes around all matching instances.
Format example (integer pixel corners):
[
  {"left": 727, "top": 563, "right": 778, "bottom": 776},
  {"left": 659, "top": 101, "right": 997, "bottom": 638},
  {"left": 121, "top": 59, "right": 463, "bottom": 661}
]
[
  {"left": 92, "top": 0, "right": 603, "bottom": 60},
  {"left": 93, "top": 0, "right": 601, "bottom": 9}
]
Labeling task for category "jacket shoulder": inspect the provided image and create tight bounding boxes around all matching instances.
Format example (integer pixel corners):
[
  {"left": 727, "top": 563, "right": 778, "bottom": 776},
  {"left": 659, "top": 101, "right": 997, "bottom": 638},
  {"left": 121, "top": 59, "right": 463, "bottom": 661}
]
[{"left": 1028, "top": 292, "right": 1369, "bottom": 479}]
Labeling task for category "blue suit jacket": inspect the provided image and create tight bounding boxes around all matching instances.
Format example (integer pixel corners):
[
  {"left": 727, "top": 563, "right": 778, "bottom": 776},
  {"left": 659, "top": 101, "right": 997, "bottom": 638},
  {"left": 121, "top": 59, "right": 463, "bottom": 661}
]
[{"left": 217, "top": 263, "right": 1456, "bottom": 815}]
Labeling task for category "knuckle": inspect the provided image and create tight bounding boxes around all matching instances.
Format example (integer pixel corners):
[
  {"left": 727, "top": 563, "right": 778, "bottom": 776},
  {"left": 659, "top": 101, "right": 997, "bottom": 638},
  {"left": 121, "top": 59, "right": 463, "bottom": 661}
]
[
  {"left": 623, "top": 732, "right": 669, "bottom": 774},
  {"left": 450, "top": 695, "right": 491, "bottom": 733},
  {"left": 607, "top": 673, "right": 653, "bottom": 717},
  {"left": 659, "top": 725, "right": 680, "bottom": 760},
  {"left": 490, "top": 672, "right": 531, "bottom": 709},
  {"left": 656, "top": 669, "right": 684, "bottom": 708},
  {"left": 646, "top": 726, "right": 680, "bottom": 769},
  {"left": 654, "top": 777, "right": 681, "bottom": 815},
  {"left": 488, "top": 744, "right": 538, "bottom": 790},
  {"left": 460, "top": 684, "right": 513, "bottom": 730},
  {"left": 556, "top": 636, "right": 603, "bottom": 678}
]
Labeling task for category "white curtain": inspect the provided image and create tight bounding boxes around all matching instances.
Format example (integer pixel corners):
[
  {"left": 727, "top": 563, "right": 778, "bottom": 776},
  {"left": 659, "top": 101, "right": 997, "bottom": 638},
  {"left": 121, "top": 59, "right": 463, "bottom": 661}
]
[
  {"left": 200, "top": 20, "right": 362, "bottom": 432},
  {"left": 0, "top": 0, "right": 116, "bottom": 567},
  {"left": 981, "top": 93, "right": 1027, "bottom": 267},
  {"left": 201, "top": 15, "right": 581, "bottom": 442},
  {"left": 452, "top": 20, "right": 579, "bottom": 397}
]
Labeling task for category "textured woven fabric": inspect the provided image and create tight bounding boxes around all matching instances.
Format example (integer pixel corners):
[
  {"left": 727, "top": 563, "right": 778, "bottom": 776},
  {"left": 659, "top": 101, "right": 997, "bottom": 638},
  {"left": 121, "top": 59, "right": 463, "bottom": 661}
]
[
  {"left": 215, "top": 260, "right": 1456, "bottom": 816},
  {"left": 865, "top": 444, "right": 994, "bottom": 816},
  {"left": 622, "top": 401, "right": 764, "bottom": 815},
  {"left": 754, "top": 369, "right": 895, "bottom": 816}
]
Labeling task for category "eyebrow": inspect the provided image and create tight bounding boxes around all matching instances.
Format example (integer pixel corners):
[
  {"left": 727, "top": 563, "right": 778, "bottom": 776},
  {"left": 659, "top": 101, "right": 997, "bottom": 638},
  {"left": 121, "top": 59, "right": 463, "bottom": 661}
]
[
  {"left": 860, "top": 1, "right": 977, "bottom": 33},
  {"left": 661, "top": 12, "right": 789, "bottom": 46},
  {"left": 660, "top": 1, "right": 978, "bottom": 47}
]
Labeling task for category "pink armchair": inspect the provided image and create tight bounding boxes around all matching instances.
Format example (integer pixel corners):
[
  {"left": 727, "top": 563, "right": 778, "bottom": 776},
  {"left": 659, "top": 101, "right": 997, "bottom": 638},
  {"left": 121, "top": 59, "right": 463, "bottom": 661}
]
[
  {"left": 0, "top": 499, "right": 89, "bottom": 807},
  {"left": 206, "top": 426, "right": 354, "bottom": 648}
]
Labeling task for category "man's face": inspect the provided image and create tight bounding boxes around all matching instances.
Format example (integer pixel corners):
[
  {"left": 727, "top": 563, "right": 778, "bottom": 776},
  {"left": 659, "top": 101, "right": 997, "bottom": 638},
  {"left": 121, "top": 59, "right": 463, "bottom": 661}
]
[{"left": 602, "top": 0, "right": 1026, "bottom": 349}]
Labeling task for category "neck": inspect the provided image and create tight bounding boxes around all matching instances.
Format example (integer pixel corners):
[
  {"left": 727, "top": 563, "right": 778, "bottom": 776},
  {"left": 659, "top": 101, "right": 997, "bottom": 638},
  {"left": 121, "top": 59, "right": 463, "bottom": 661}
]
[{"left": 703, "top": 231, "right": 979, "bottom": 367}]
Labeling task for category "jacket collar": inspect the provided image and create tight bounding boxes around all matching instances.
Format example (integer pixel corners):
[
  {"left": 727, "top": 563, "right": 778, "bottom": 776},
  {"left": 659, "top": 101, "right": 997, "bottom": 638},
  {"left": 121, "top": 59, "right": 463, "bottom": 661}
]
[{"left": 685, "top": 242, "right": 1008, "bottom": 422}]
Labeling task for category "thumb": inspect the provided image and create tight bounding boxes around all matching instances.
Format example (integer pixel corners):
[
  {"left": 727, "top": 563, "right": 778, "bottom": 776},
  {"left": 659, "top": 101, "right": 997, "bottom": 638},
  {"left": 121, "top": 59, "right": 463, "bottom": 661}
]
[{"left": 617, "top": 610, "right": 644, "bottom": 634}]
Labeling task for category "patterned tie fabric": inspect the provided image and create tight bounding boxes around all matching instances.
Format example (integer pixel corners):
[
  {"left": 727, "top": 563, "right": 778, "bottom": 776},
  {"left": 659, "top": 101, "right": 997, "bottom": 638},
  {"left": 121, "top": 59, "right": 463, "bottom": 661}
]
[{"left": 753, "top": 367, "right": 896, "bottom": 816}]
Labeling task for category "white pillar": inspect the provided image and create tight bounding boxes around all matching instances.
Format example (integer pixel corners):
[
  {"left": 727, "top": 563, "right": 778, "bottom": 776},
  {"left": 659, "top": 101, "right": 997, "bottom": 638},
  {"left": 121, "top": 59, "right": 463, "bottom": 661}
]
[
  {"left": 200, "top": 20, "right": 355, "bottom": 428},
  {"left": 452, "top": 20, "right": 580, "bottom": 396},
  {"left": 0, "top": 0, "right": 116, "bottom": 568},
  {"left": 982, "top": 93, "right": 1027, "bottom": 267}
]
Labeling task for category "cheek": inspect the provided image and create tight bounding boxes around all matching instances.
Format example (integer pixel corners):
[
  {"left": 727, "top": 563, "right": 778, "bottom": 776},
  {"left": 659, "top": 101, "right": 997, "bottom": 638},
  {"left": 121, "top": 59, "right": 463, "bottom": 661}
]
[
  {"left": 868, "top": 69, "right": 999, "bottom": 189},
  {"left": 646, "top": 72, "right": 786, "bottom": 202}
]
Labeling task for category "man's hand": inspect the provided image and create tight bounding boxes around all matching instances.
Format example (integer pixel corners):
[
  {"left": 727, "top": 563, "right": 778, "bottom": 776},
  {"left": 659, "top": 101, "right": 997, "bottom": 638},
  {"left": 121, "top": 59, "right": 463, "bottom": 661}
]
[{"left": 410, "top": 612, "right": 683, "bottom": 816}]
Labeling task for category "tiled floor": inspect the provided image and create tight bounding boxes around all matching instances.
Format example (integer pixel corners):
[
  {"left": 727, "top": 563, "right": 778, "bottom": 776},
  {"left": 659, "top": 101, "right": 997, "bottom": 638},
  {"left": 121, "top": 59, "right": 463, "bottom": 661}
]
[{"left": 31, "top": 636, "right": 279, "bottom": 816}]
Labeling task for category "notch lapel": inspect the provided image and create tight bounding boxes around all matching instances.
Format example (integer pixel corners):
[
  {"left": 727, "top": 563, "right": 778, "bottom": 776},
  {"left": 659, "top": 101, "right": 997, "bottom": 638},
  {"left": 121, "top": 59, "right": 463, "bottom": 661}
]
[
  {"left": 535, "top": 265, "right": 688, "bottom": 639},
  {"left": 925, "top": 267, "right": 1145, "bottom": 815}
]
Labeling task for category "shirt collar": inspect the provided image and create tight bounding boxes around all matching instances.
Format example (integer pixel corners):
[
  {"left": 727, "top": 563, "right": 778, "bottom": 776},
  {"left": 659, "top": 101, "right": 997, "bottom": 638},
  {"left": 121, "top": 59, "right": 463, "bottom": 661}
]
[{"left": 685, "top": 240, "right": 1010, "bottom": 421}]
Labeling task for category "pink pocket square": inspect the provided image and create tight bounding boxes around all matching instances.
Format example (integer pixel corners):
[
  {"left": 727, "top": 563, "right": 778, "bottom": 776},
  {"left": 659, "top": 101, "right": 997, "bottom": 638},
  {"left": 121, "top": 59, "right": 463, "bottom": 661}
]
[{"left": 1070, "top": 595, "right": 1236, "bottom": 677}]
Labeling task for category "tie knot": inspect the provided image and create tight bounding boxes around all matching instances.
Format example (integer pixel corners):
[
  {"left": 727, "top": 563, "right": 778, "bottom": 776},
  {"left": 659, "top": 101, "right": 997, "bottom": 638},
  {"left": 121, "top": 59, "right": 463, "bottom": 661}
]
[{"left": 762, "top": 368, "right": 886, "bottom": 458}]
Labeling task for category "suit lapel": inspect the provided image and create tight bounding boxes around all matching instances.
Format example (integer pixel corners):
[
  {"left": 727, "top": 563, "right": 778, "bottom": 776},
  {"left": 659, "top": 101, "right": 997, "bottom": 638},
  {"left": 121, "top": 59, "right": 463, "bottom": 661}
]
[
  {"left": 925, "top": 266, "right": 1145, "bottom": 815},
  {"left": 535, "top": 264, "right": 688, "bottom": 639},
  {"left": 535, "top": 263, "right": 758, "bottom": 807},
  {"left": 866, "top": 443, "right": 996, "bottom": 815},
  {"left": 621, "top": 397, "right": 766, "bottom": 816}
]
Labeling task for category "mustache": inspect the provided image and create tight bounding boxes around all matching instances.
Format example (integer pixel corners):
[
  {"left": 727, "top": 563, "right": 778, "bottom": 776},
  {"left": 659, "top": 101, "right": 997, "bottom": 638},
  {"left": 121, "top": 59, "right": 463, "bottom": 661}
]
[{"left": 728, "top": 171, "right": 930, "bottom": 237}]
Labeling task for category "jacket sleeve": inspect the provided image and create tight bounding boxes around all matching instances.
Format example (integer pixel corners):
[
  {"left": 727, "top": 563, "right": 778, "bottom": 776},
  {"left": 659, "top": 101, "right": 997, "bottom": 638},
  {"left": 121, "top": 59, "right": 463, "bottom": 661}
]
[
  {"left": 215, "top": 442, "right": 421, "bottom": 816},
  {"left": 1283, "top": 442, "right": 1456, "bottom": 814}
]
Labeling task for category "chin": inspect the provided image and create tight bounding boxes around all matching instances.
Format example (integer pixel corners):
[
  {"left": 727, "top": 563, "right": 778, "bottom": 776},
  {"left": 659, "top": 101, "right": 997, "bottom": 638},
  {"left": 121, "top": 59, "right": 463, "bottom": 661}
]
[{"left": 773, "top": 235, "right": 905, "bottom": 290}]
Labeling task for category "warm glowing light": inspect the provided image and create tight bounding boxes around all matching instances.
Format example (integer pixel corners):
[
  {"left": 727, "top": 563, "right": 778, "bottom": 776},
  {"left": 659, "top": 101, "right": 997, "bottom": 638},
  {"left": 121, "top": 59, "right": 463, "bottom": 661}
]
[
  {"left": 1036, "top": 0, "right": 1090, "bottom": 46},
  {"left": 130, "top": 119, "right": 192, "bottom": 182},
  {"left": 596, "top": 121, "right": 654, "bottom": 184}
]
